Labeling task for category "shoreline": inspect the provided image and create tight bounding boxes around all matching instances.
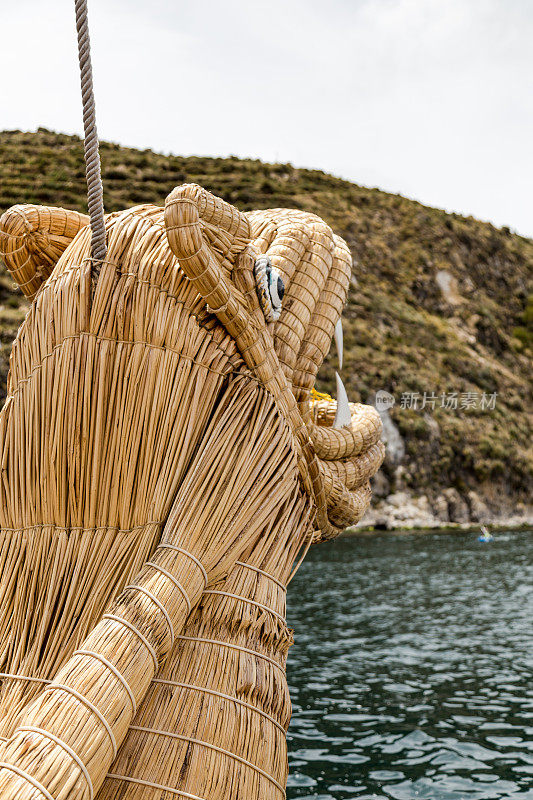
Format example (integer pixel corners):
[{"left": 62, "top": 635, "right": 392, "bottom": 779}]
[
  {"left": 350, "top": 521, "right": 532, "bottom": 535},
  {"left": 354, "top": 487, "right": 532, "bottom": 534}
]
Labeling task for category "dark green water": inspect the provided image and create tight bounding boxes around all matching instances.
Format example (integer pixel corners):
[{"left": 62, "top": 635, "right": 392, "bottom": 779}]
[{"left": 286, "top": 530, "right": 533, "bottom": 800}]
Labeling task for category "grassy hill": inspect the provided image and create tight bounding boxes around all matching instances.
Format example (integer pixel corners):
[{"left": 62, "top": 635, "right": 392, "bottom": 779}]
[{"left": 0, "top": 129, "right": 531, "bottom": 514}]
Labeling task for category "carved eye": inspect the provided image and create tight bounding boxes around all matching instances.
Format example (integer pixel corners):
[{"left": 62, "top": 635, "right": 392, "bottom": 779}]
[{"left": 254, "top": 255, "right": 284, "bottom": 322}]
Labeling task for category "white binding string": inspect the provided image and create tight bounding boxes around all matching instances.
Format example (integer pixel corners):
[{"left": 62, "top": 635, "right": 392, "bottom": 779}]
[
  {"left": 42, "top": 684, "right": 116, "bottom": 760},
  {"left": 74, "top": 650, "right": 136, "bottom": 716},
  {"left": 150, "top": 677, "right": 286, "bottom": 734},
  {"left": 0, "top": 673, "right": 50, "bottom": 685},
  {"left": 175, "top": 635, "right": 284, "bottom": 674},
  {"left": 0, "top": 763, "right": 55, "bottom": 800},
  {"left": 235, "top": 561, "right": 286, "bottom": 590},
  {"left": 102, "top": 614, "right": 158, "bottom": 671},
  {"left": 202, "top": 590, "right": 286, "bottom": 624},
  {"left": 144, "top": 562, "right": 192, "bottom": 614},
  {"left": 0, "top": 661, "right": 136, "bottom": 722},
  {"left": 106, "top": 774, "right": 207, "bottom": 799},
  {"left": 123, "top": 585, "right": 174, "bottom": 649},
  {"left": 158, "top": 544, "right": 208, "bottom": 589},
  {"left": 128, "top": 726, "right": 286, "bottom": 795},
  {"left": 18, "top": 727, "right": 93, "bottom": 800}
]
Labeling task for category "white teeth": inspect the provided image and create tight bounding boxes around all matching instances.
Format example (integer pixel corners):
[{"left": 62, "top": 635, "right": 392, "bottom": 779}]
[
  {"left": 334, "top": 318, "right": 343, "bottom": 370},
  {"left": 269, "top": 279, "right": 280, "bottom": 308},
  {"left": 333, "top": 371, "right": 351, "bottom": 429},
  {"left": 268, "top": 268, "right": 283, "bottom": 311},
  {"left": 332, "top": 321, "right": 350, "bottom": 428}
]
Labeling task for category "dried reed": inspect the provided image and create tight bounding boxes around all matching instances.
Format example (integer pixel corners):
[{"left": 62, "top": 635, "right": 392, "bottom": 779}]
[{"left": 0, "top": 186, "right": 384, "bottom": 799}]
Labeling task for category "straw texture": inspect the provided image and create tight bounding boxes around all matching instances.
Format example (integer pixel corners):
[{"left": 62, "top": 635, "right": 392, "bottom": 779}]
[
  {"left": 0, "top": 204, "right": 89, "bottom": 300},
  {"left": 0, "top": 185, "right": 384, "bottom": 799},
  {"left": 99, "top": 482, "right": 313, "bottom": 800}
]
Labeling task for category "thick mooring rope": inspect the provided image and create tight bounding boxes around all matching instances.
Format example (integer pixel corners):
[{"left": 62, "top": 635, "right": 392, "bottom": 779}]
[{"left": 74, "top": 0, "right": 107, "bottom": 277}]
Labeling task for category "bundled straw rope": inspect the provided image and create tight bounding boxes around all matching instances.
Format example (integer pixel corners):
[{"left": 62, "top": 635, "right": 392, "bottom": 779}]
[
  {"left": 99, "top": 419, "right": 314, "bottom": 800},
  {"left": 0, "top": 185, "right": 384, "bottom": 799}
]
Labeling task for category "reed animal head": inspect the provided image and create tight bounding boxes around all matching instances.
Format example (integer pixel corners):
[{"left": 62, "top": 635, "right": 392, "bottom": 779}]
[
  {"left": 0, "top": 187, "right": 385, "bottom": 795},
  {"left": 0, "top": 187, "right": 384, "bottom": 694},
  {"left": 0, "top": 185, "right": 384, "bottom": 545}
]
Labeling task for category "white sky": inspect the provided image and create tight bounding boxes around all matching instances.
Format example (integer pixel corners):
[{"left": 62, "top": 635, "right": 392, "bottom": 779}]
[{"left": 2, "top": 0, "right": 532, "bottom": 236}]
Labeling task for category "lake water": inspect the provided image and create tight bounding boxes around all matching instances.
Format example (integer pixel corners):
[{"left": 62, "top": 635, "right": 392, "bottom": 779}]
[{"left": 286, "top": 530, "right": 533, "bottom": 800}]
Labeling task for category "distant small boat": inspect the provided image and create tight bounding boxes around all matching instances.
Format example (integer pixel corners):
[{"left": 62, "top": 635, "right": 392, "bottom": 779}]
[{"left": 478, "top": 525, "right": 493, "bottom": 542}]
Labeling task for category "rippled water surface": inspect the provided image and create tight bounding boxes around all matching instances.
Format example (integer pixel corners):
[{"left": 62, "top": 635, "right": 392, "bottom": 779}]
[{"left": 286, "top": 530, "right": 533, "bottom": 800}]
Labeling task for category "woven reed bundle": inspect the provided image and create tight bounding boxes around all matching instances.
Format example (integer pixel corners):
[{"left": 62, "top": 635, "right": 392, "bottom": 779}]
[
  {"left": 100, "top": 478, "right": 313, "bottom": 800},
  {"left": 0, "top": 203, "right": 239, "bottom": 728},
  {"left": 0, "top": 185, "right": 384, "bottom": 799}
]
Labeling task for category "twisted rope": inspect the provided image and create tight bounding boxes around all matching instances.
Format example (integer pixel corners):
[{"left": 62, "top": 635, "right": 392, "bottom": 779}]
[{"left": 74, "top": 0, "right": 106, "bottom": 283}]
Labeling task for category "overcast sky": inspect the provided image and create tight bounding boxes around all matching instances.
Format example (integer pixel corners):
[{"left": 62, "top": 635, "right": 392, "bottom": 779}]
[{"left": 2, "top": 0, "right": 532, "bottom": 236}]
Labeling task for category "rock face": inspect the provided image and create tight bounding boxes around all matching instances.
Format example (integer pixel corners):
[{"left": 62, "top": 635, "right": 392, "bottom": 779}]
[
  {"left": 376, "top": 403, "right": 405, "bottom": 466},
  {"left": 432, "top": 494, "right": 450, "bottom": 522},
  {"left": 355, "top": 489, "right": 533, "bottom": 531},
  {"left": 371, "top": 471, "right": 390, "bottom": 499},
  {"left": 467, "top": 490, "right": 489, "bottom": 522},
  {"left": 443, "top": 488, "right": 470, "bottom": 523},
  {"left": 436, "top": 269, "right": 464, "bottom": 306},
  {"left": 361, "top": 492, "right": 442, "bottom": 530}
]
